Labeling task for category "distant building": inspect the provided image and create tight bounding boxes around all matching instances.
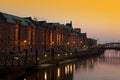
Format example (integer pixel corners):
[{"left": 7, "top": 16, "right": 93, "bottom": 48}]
[
  {"left": 86, "top": 38, "right": 97, "bottom": 48},
  {"left": 74, "top": 28, "right": 81, "bottom": 34}
]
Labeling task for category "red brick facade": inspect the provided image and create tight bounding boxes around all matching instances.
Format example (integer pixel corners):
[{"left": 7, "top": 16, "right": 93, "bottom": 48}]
[{"left": 0, "top": 12, "right": 97, "bottom": 54}]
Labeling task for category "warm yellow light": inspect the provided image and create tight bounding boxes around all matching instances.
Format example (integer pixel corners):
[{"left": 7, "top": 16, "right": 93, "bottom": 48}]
[
  {"left": 70, "top": 53, "right": 72, "bottom": 55},
  {"left": 65, "top": 66, "right": 67, "bottom": 74},
  {"left": 80, "top": 41, "right": 83, "bottom": 44},
  {"left": 70, "top": 64, "right": 73, "bottom": 73},
  {"left": 37, "top": 58, "right": 39, "bottom": 60},
  {"left": 24, "top": 40, "right": 27, "bottom": 43},
  {"left": 14, "top": 56, "right": 19, "bottom": 60},
  {"left": 65, "top": 53, "right": 68, "bottom": 56},
  {"left": 44, "top": 54, "right": 47, "bottom": 57},
  {"left": 72, "top": 41, "right": 75, "bottom": 44},
  {"left": 52, "top": 41, "right": 54, "bottom": 44},
  {"left": 67, "top": 64, "right": 70, "bottom": 73},
  {"left": 83, "top": 45, "right": 86, "bottom": 48},
  {"left": 57, "top": 68, "right": 60, "bottom": 78},
  {"left": 67, "top": 42, "right": 70, "bottom": 45},
  {"left": 44, "top": 72, "right": 47, "bottom": 80},
  {"left": 24, "top": 78, "right": 26, "bottom": 80},
  {"left": 57, "top": 54, "right": 60, "bottom": 57}
]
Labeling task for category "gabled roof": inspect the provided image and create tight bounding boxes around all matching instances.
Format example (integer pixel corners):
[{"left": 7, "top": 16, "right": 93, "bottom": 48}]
[{"left": 0, "top": 12, "right": 31, "bottom": 26}]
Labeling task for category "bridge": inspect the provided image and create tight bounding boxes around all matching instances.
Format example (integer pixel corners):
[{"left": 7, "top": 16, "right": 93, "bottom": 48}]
[{"left": 100, "top": 42, "right": 120, "bottom": 50}]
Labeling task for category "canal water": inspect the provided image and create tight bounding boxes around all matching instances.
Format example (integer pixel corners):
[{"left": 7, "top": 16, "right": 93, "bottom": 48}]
[{"left": 1, "top": 49, "right": 120, "bottom": 80}]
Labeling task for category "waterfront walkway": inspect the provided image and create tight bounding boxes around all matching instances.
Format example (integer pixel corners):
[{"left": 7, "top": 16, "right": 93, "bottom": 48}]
[{"left": 0, "top": 48, "right": 104, "bottom": 70}]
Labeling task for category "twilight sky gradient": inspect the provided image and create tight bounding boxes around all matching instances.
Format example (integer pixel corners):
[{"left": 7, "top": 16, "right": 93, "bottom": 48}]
[{"left": 0, "top": 0, "right": 120, "bottom": 43}]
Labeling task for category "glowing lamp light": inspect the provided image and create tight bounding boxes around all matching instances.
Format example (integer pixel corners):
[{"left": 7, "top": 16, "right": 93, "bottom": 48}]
[
  {"left": 67, "top": 42, "right": 70, "bottom": 45},
  {"left": 65, "top": 66, "right": 67, "bottom": 74},
  {"left": 23, "top": 40, "right": 27, "bottom": 43},
  {"left": 44, "top": 54, "right": 47, "bottom": 57},
  {"left": 65, "top": 53, "right": 68, "bottom": 56},
  {"left": 37, "top": 58, "right": 39, "bottom": 60},
  {"left": 67, "top": 64, "right": 70, "bottom": 73},
  {"left": 24, "top": 78, "right": 26, "bottom": 80},
  {"left": 58, "top": 54, "right": 60, "bottom": 57},
  {"left": 83, "top": 45, "right": 86, "bottom": 48},
  {"left": 52, "top": 41, "right": 54, "bottom": 44},
  {"left": 44, "top": 72, "right": 47, "bottom": 80},
  {"left": 80, "top": 41, "right": 83, "bottom": 44},
  {"left": 70, "top": 64, "right": 73, "bottom": 73},
  {"left": 57, "top": 68, "right": 60, "bottom": 78},
  {"left": 14, "top": 57, "right": 19, "bottom": 60},
  {"left": 70, "top": 53, "right": 72, "bottom": 55},
  {"left": 73, "top": 41, "right": 75, "bottom": 44}
]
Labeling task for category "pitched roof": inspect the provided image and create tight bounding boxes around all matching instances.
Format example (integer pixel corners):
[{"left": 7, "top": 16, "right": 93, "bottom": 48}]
[{"left": 0, "top": 12, "right": 31, "bottom": 26}]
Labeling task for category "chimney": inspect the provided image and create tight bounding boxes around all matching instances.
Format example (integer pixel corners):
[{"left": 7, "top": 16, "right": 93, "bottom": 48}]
[{"left": 70, "top": 21, "right": 72, "bottom": 25}]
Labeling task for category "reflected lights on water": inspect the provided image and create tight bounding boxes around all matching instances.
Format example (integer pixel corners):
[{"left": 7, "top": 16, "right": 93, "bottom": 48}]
[
  {"left": 44, "top": 72, "right": 47, "bottom": 80},
  {"left": 57, "top": 68, "right": 60, "bottom": 78},
  {"left": 70, "top": 64, "right": 73, "bottom": 73}
]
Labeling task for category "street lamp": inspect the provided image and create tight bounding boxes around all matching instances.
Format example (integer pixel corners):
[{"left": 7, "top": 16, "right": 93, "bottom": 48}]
[
  {"left": 66, "top": 42, "right": 70, "bottom": 51},
  {"left": 57, "top": 54, "right": 60, "bottom": 57},
  {"left": 44, "top": 54, "right": 47, "bottom": 58},
  {"left": 70, "top": 53, "right": 72, "bottom": 55},
  {"left": 65, "top": 53, "right": 68, "bottom": 56},
  {"left": 72, "top": 41, "right": 76, "bottom": 51},
  {"left": 80, "top": 41, "right": 83, "bottom": 44},
  {"left": 23, "top": 40, "right": 27, "bottom": 50},
  {"left": 52, "top": 41, "right": 54, "bottom": 45},
  {"left": 51, "top": 41, "right": 54, "bottom": 48},
  {"left": 72, "top": 41, "right": 75, "bottom": 44},
  {"left": 67, "top": 42, "right": 70, "bottom": 45},
  {"left": 23, "top": 40, "right": 27, "bottom": 43},
  {"left": 14, "top": 56, "right": 19, "bottom": 60}
]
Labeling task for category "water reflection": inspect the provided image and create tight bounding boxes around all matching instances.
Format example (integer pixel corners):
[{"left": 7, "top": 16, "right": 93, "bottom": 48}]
[
  {"left": 22, "top": 63, "right": 75, "bottom": 80},
  {"left": 44, "top": 72, "right": 47, "bottom": 80},
  {"left": 2, "top": 49, "right": 120, "bottom": 80},
  {"left": 99, "top": 50, "right": 120, "bottom": 64},
  {"left": 22, "top": 58, "right": 97, "bottom": 80},
  {"left": 57, "top": 68, "right": 60, "bottom": 78},
  {"left": 74, "top": 49, "right": 120, "bottom": 80}
]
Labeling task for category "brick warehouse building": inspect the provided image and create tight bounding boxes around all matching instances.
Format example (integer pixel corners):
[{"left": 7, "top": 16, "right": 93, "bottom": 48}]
[
  {"left": 0, "top": 12, "right": 74, "bottom": 53},
  {"left": 0, "top": 12, "right": 36, "bottom": 53},
  {"left": 33, "top": 20, "right": 73, "bottom": 53},
  {"left": 0, "top": 12, "right": 97, "bottom": 54}
]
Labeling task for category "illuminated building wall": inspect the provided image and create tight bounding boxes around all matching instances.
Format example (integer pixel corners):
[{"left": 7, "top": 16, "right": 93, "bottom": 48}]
[{"left": 0, "top": 12, "right": 96, "bottom": 53}]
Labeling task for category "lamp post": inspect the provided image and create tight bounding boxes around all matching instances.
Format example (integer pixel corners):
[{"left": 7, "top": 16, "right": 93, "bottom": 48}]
[
  {"left": 23, "top": 40, "right": 28, "bottom": 65},
  {"left": 80, "top": 40, "right": 83, "bottom": 50},
  {"left": 23, "top": 40, "right": 27, "bottom": 49},
  {"left": 72, "top": 41, "right": 75, "bottom": 52},
  {"left": 67, "top": 42, "right": 70, "bottom": 51},
  {"left": 51, "top": 41, "right": 54, "bottom": 48},
  {"left": 51, "top": 41, "right": 55, "bottom": 60}
]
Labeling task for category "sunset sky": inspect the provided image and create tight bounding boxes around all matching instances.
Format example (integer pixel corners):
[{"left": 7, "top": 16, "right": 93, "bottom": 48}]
[{"left": 0, "top": 0, "right": 120, "bottom": 43}]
